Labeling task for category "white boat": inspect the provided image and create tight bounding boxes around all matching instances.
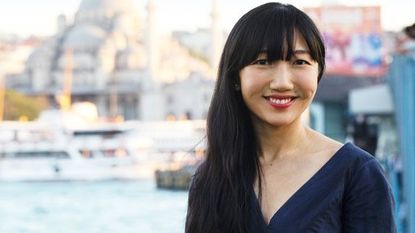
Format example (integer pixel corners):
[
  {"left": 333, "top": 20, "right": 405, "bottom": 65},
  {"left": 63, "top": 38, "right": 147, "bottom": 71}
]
[
  {"left": 0, "top": 121, "right": 153, "bottom": 182},
  {"left": 0, "top": 112, "right": 207, "bottom": 182}
]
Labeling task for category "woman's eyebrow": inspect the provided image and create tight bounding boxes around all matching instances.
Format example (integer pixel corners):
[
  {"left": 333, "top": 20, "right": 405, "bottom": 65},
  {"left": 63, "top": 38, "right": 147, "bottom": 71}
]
[
  {"left": 255, "top": 52, "right": 267, "bottom": 58},
  {"left": 293, "top": 49, "right": 310, "bottom": 55}
]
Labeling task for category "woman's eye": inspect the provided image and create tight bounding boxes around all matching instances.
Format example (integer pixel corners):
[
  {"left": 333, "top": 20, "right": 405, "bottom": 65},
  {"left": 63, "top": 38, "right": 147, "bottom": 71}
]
[
  {"left": 252, "top": 59, "right": 269, "bottom": 65},
  {"left": 293, "top": 60, "right": 310, "bottom": 65}
]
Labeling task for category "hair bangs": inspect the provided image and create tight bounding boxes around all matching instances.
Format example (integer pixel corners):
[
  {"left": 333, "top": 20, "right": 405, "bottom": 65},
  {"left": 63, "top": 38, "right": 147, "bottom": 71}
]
[
  {"left": 261, "top": 9, "right": 296, "bottom": 63},
  {"left": 230, "top": 6, "right": 295, "bottom": 70},
  {"left": 261, "top": 7, "right": 325, "bottom": 68},
  {"left": 228, "top": 12, "right": 273, "bottom": 71},
  {"left": 228, "top": 3, "right": 326, "bottom": 80}
]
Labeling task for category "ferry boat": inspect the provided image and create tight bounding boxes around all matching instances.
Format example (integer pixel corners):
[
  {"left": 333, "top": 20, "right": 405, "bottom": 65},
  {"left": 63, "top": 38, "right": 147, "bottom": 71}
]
[
  {"left": 0, "top": 107, "right": 207, "bottom": 182},
  {"left": 0, "top": 121, "right": 153, "bottom": 182}
]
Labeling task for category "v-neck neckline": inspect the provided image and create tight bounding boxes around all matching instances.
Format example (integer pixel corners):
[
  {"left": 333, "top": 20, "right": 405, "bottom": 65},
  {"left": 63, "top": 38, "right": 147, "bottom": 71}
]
[{"left": 252, "top": 142, "right": 351, "bottom": 228}]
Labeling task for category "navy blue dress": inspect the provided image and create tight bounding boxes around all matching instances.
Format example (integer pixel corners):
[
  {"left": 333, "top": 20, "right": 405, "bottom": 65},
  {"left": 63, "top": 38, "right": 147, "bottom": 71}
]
[{"left": 248, "top": 142, "right": 396, "bottom": 233}]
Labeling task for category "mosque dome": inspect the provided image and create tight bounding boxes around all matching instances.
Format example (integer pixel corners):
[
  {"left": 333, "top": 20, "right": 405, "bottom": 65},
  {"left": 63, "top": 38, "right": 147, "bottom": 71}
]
[
  {"left": 116, "top": 44, "right": 147, "bottom": 69},
  {"left": 75, "top": 0, "right": 135, "bottom": 26},
  {"left": 63, "top": 24, "right": 106, "bottom": 50}
]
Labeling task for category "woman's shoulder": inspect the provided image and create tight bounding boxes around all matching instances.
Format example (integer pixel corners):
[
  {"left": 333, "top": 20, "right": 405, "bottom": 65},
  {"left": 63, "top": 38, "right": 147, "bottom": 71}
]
[
  {"left": 309, "top": 129, "right": 376, "bottom": 168},
  {"left": 337, "top": 142, "right": 378, "bottom": 169},
  {"left": 308, "top": 130, "right": 381, "bottom": 178},
  {"left": 337, "top": 143, "right": 390, "bottom": 194},
  {"left": 338, "top": 147, "right": 396, "bottom": 232}
]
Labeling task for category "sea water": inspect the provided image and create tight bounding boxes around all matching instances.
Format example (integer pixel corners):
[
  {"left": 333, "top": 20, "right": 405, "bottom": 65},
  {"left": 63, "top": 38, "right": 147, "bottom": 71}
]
[{"left": 0, "top": 180, "right": 187, "bottom": 233}]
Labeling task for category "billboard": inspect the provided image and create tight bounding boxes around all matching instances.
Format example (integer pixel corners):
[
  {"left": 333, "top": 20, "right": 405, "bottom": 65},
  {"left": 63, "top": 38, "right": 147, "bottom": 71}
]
[{"left": 304, "top": 6, "right": 385, "bottom": 77}]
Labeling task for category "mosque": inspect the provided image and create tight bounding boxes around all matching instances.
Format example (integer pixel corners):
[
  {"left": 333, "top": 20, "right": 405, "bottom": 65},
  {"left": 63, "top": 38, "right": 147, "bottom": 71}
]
[{"left": 23, "top": 0, "right": 221, "bottom": 120}]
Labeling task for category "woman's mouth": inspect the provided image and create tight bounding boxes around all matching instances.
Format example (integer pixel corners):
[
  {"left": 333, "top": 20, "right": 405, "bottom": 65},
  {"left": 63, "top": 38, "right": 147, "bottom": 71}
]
[{"left": 264, "top": 96, "right": 296, "bottom": 109}]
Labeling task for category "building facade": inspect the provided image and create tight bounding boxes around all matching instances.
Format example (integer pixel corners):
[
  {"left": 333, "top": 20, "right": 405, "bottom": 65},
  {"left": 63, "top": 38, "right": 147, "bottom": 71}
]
[{"left": 20, "top": 0, "right": 213, "bottom": 121}]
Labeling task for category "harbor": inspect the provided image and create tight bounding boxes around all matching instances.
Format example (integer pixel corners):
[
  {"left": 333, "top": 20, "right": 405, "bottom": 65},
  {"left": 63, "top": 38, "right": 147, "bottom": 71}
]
[
  {"left": 0, "top": 180, "right": 188, "bottom": 233},
  {"left": 0, "top": 114, "right": 199, "bottom": 231}
]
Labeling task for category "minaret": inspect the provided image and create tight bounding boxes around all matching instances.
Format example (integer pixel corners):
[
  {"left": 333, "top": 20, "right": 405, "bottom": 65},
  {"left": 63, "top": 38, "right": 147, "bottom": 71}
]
[
  {"left": 210, "top": 0, "right": 222, "bottom": 73},
  {"left": 146, "top": 0, "right": 159, "bottom": 84},
  {"left": 140, "top": 0, "right": 164, "bottom": 121},
  {"left": 57, "top": 14, "right": 67, "bottom": 35}
]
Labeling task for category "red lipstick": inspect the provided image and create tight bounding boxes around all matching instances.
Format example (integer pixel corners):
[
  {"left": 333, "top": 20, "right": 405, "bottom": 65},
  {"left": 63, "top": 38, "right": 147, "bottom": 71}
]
[{"left": 264, "top": 95, "right": 296, "bottom": 109}]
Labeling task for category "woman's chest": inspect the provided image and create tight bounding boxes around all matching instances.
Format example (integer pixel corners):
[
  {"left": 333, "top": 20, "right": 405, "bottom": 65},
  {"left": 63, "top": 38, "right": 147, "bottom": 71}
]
[
  {"left": 251, "top": 172, "right": 345, "bottom": 233},
  {"left": 251, "top": 155, "right": 348, "bottom": 232},
  {"left": 257, "top": 158, "right": 329, "bottom": 221}
]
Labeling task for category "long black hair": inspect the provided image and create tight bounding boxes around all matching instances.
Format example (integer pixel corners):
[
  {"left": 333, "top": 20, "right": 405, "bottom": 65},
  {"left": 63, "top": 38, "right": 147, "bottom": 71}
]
[{"left": 185, "top": 3, "right": 326, "bottom": 233}]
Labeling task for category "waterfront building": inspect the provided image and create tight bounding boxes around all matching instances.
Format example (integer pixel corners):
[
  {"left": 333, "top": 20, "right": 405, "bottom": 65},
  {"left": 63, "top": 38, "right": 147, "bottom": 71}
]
[{"left": 19, "top": 0, "right": 213, "bottom": 120}]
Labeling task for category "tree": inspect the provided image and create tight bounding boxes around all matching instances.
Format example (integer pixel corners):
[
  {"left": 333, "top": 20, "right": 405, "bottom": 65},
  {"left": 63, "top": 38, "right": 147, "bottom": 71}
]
[{"left": 3, "top": 89, "right": 49, "bottom": 121}]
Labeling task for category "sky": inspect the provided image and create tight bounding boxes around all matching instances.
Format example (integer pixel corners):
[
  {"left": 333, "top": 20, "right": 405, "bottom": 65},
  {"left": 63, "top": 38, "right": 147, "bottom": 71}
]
[{"left": 0, "top": 0, "right": 414, "bottom": 37}]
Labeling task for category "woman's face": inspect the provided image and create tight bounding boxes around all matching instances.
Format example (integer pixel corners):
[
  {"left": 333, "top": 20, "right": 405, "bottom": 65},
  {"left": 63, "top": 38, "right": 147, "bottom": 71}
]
[{"left": 239, "top": 33, "right": 319, "bottom": 129}]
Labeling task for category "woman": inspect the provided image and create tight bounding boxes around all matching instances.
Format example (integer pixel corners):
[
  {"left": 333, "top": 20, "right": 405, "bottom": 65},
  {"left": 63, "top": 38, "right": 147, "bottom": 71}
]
[{"left": 185, "top": 2, "right": 396, "bottom": 233}]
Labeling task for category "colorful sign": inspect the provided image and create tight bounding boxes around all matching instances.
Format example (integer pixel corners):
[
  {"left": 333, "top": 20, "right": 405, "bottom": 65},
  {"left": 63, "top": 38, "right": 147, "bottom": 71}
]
[{"left": 304, "top": 6, "right": 385, "bottom": 77}]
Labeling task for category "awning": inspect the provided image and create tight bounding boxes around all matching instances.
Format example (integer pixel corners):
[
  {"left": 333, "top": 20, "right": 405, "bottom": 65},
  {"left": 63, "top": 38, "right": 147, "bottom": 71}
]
[{"left": 349, "top": 84, "right": 394, "bottom": 114}]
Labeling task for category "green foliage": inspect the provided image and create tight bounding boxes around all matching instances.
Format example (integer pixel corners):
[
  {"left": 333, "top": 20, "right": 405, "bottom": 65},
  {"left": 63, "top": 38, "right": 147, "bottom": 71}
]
[{"left": 4, "top": 90, "right": 49, "bottom": 121}]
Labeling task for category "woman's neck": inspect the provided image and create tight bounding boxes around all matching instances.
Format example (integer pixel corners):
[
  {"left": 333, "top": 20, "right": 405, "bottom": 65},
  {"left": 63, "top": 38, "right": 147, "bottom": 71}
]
[{"left": 254, "top": 118, "right": 312, "bottom": 165}]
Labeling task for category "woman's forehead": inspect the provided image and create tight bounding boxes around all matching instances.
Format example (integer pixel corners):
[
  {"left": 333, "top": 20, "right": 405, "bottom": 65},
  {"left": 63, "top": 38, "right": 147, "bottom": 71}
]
[
  {"left": 261, "top": 31, "right": 309, "bottom": 51},
  {"left": 292, "top": 36, "right": 310, "bottom": 51},
  {"left": 260, "top": 36, "right": 310, "bottom": 58},
  {"left": 290, "top": 31, "right": 309, "bottom": 50}
]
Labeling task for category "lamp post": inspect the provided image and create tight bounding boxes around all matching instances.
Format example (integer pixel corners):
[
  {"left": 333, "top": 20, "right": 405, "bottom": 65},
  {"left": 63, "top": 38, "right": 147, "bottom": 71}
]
[{"left": 61, "top": 48, "right": 73, "bottom": 111}]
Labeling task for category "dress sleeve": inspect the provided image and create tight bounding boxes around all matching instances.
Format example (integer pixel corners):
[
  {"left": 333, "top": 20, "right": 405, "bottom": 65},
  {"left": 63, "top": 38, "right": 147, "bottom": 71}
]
[{"left": 342, "top": 158, "right": 397, "bottom": 233}]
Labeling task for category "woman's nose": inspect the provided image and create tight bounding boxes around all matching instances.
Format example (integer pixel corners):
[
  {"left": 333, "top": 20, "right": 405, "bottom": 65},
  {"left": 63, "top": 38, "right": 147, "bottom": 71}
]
[{"left": 269, "top": 62, "right": 294, "bottom": 91}]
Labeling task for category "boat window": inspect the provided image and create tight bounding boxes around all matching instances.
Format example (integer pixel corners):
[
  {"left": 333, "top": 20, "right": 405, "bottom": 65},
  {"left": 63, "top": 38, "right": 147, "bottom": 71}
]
[
  {"left": 79, "top": 149, "right": 94, "bottom": 158},
  {"left": 3, "top": 151, "right": 70, "bottom": 159},
  {"left": 73, "top": 129, "right": 127, "bottom": 139},
  {"left": 102, "top": 148, "right": 129, "bottom": 157}
]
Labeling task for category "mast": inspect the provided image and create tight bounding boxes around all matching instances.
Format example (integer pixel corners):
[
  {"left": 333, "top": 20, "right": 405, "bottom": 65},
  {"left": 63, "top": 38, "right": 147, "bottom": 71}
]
[
  {"left": 61, "top": 48, "right": 73, "bottom": 111},
  {"left": 109, "top": 71, "right": 118, "bottom": 119}
]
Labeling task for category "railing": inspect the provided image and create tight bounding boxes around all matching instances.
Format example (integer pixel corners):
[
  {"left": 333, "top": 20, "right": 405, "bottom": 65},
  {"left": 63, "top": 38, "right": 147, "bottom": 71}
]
[
  {"left": 387, "top": 54, "right": 415, "bottom": 233},
  {"left": 382, "top": 158, "right": 405, "bottom": 233}
]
